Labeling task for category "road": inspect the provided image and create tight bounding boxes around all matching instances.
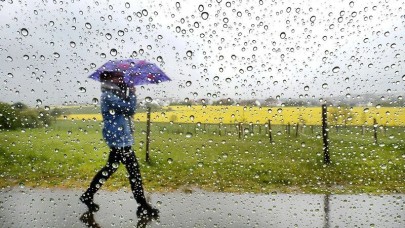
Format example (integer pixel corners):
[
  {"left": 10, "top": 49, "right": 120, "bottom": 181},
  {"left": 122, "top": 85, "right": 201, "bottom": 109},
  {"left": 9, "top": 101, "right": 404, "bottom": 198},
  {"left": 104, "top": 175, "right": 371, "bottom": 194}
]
[{"left": 0, "top": 188, "right": 403, "bottom": 227}]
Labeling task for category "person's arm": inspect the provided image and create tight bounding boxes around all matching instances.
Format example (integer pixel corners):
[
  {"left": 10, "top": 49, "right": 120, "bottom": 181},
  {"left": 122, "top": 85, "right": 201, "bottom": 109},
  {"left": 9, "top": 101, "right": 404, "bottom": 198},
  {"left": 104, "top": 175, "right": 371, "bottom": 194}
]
[{"left": 102, "top": 91, "right": 136, "bottom": 115}]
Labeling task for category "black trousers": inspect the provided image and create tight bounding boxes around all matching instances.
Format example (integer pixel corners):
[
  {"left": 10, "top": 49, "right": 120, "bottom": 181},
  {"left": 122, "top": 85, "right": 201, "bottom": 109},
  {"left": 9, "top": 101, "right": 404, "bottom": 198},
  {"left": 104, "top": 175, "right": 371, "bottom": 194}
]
[{"left": 84, "top": 146, "right": 147, "bottom": 205}]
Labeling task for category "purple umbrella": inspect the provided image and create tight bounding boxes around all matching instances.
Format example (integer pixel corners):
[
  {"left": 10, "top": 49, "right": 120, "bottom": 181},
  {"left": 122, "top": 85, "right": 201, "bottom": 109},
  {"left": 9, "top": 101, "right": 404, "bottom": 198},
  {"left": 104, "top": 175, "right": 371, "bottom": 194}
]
[{"left": 88, "top": 59, "right": 171, "bottom": 87}]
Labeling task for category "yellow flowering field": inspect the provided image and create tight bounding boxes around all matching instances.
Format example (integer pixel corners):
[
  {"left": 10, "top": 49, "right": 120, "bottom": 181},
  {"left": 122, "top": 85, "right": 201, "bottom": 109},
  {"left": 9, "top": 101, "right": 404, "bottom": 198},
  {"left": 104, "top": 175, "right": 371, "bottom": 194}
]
[{"left": 62, "top": 105, "right": 405, "bottom": 126}]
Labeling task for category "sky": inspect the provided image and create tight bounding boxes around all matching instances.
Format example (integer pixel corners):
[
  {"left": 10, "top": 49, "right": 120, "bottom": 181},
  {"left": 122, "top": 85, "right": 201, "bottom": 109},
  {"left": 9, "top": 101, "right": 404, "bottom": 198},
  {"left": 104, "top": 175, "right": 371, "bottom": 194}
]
[{"left": 0, "top": 0, "right": 404, "bottom": 106}]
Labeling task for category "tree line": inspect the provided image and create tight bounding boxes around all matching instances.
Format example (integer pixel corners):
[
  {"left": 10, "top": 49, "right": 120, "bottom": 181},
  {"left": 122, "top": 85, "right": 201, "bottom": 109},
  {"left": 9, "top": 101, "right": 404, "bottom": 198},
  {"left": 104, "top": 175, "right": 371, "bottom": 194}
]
[{"left": 0, "top": 102, "right": 62, "bottom": 130}]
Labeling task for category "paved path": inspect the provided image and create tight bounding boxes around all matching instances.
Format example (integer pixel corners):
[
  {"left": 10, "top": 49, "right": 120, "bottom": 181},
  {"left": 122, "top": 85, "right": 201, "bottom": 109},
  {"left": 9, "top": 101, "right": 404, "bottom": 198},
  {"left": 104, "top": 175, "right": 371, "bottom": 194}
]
[{"left": 0, "top": 188, "right": 404, "bottom": 227}]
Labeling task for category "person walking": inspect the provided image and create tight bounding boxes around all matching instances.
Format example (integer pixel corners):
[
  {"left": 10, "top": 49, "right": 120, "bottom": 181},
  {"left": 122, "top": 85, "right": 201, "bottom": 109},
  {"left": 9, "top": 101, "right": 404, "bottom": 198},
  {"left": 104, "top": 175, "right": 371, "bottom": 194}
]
[{"left": 80, "top": 71, "right": 159, "bottom": 218}]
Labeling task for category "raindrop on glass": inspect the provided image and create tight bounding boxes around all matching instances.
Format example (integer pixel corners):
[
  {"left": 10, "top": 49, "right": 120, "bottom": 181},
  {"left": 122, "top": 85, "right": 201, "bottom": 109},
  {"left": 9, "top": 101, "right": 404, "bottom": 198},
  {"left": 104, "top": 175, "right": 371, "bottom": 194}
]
[
  {"left": 85, "top": 22, "right": 92, "bottom": 29},
  {"left": 145, "top": 97, "right": 153, "bottom": 102},
  {"left": 110, "top": 48, "right": 118, "bottom": 56},
  {"left": 79, "top": 87, "right": 86, "bottom": 93},
  {"left": 92, "top": 98, "right": 99, "bottom": 104},
  {"left": 332, "top": 66, "right": 340, "bottom": 73},
  {"left": 201, "top": 12, "right": 209, "bottom": 20},
  {"left": 20, "top": 28, "right": 29, "bottom": 36},
  {"left": 186, "top": 50, "right": 193, "bottom": 57}
]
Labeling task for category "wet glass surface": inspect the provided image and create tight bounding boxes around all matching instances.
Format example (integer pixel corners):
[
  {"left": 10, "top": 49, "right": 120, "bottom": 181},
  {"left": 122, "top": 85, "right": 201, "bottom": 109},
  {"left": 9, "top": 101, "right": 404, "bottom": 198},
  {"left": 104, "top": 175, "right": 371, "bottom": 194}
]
[{"left": 1, "top": 188, "right": 403, "bottom": 227}]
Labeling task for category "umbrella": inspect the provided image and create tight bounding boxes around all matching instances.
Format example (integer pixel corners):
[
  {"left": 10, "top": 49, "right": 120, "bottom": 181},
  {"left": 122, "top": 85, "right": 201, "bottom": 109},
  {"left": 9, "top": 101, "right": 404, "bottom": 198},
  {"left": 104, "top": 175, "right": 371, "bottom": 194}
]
[{"left": 88, "top": 59, "right": 171, "bottom": 87}]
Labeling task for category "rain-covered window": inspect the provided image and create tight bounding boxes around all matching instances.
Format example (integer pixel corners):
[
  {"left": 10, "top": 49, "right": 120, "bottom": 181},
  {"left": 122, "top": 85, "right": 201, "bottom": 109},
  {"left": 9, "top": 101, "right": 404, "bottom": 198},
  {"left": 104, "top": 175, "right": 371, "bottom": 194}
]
[{"left": 1, "top": 0, "right": 404, "bottom": 227}]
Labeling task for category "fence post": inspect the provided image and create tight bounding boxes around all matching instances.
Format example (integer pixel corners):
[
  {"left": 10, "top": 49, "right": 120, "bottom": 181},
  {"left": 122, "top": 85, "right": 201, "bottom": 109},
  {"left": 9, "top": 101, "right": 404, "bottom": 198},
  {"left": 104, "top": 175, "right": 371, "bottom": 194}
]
[
  {"left": 146, "top": 107, "right": 151, "bottom": 163},
  {"left": 268, "top": 120, "right": 273, "bottom": 143},
  {"left": 238, "top": 122, "right": 242, "bottom": 139},
  {"left": 373, "top": 118, "right": 378, "bottom": 144},
  {"left": 295, "top": 123, "right": 299, "bottom": 137},
  {"left": 287, "top": 123, "right": 291, "bottom": 135},
  {"left": 322, "top": 104, "right": 330, "bottom": 165}
]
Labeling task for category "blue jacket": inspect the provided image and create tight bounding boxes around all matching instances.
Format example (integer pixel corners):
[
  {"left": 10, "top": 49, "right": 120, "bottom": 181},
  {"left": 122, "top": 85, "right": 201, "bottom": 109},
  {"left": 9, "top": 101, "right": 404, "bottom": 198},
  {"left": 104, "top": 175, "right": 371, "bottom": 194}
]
[{"left": 100, "top": 89, "right": 136, "bottom": 148}]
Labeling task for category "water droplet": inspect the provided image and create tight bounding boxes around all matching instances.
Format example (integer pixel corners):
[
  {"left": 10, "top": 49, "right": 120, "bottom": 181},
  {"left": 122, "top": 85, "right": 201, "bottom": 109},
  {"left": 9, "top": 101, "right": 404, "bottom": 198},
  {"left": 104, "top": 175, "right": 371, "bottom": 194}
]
[
  {"left": 225, "top": 78, "right": 231, "bottom": 83},
  {"left": 36, "top": 99, "right": 42, "bottom": 105},
  {"left": 332, "top": 66, "right": 340, "bottom": 73},
  {"left": 186, "top": 132, "right": 193, "bottom": 138},
  {"left": 167, "top": 158, "right": 173, "bottom": 164},
  {"left": 53, "top": 52, "right": 60, "bottom": 58},
  {"left": 145, "top": 97, "right": 153, "bottom": 102},
  {"left": 304, "top": 86, "right": 309, "bottom": 91},
  {"left": 201, "top": 12, "right": 209, "bottom": 20},
  {"left": 186, "top": 50, "right": 193, "bottom": 57},
  {"left": 110, "top": 48, "right": 118, "bottom": 56},
  {"left": 280, "top": 32, "right": 286, "bottom": 39},
  {"left": 7, "top": 73, "right": 14, "bottom": 78},
  {"left": 6, "top": 56, "right": 13, "bottom": 62},
  {"left": 79, "top": 87, "right": 86, "bottom": 93},
  {"left": 70, "top": 41, "right": 76, "bottom": 48},
  {"left": 310, "top": 16, "right": 316, "bottom": 23},
  {"left": 92, "top": 98, "right": 99, "bottom": 104},
  {"left": 197, "top": 162, "right": 204, "bottom": 167},
  {"left": 157, "top": 56, "right": 163, "bottom": 62},
  {"left": 301, "top": 142, "right": 306, "bottom": 147},
  {"left": 23, "top": 55, "right": 29, "bottom": 60},
  {"left": 105, "top": 33, "right": 112, "bottom": 40},
  {"left": 363, "top": 108, "right": 369, "bottom": 113},
  {"left": 109, "top": 109, "right": 116, "bottom": 115},
  {"left": 322, "top": 83, "right": 328, "bottom": 89},
  {"left": 185, "top": 81, "right": 192, "bottom": 87},
  {"left": 85, "top": 22, "right": 92, "bottom": 29},
  {"left": 118, "top": 30, "right": 125, "bottom": 36},
  {"left": 125, "top": 2, "right": 130, "bottom": 8},
  {"left": 20, "top": 28, "right": 29, "bottom": 36}
]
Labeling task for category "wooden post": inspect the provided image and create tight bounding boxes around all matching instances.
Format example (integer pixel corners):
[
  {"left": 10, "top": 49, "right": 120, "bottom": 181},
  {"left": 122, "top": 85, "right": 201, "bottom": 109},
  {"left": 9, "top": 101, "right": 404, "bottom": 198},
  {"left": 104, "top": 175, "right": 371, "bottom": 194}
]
[
  {"left": 146, "top": 107, "right": 151, "bottom": 163},
  {"left": 218, "top": 123, "right": 222, "bottom": 136},
  {"left": 287, "top": 123, "right": 291, "bottom": 135},
  {"left": 295, "top": 123, "right": 299, "bottom": 137},
  {"left": 322, "top": 105, "right": 330, "bottom": 165},
  {"left": 373, "top": 118, "right": 378, "bottom": 144},
  {"left": 268, "top": 120, "right": 273, "bottom": 143},
  {"left": 238, "top": 122, "right": 242, "bottom": 139}
]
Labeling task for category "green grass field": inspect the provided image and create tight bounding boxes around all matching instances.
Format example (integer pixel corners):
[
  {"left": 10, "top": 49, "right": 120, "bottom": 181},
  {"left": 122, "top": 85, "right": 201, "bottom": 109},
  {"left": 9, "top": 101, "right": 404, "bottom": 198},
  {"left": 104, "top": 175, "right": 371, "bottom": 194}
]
[{"left": 0, "top": 120, "right": 404, "bottom": 194}]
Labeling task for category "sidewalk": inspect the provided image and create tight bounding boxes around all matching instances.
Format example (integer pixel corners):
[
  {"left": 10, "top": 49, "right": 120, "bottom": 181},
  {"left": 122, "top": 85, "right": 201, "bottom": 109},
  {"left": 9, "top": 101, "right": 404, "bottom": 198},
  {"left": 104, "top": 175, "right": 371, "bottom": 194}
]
[{"left": 0, "top": 188, "right": 404, "bottom": 227}]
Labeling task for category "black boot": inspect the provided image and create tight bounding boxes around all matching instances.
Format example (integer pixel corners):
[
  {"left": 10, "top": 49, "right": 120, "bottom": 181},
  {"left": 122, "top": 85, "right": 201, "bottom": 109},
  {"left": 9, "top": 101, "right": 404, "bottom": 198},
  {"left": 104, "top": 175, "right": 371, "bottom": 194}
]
[
  {"left": 136, "top": 203, "right": 159, "bottom": 218},
  {"left": 80, "top": 194, "right": 100, "bottom": 212}
]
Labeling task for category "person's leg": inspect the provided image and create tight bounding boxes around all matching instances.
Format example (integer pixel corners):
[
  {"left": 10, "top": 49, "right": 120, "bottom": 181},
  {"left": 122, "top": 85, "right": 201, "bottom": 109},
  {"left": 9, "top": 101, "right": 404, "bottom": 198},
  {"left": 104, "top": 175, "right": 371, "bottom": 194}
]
[
  {"left": 81, "top": 147, "right": 121, "bottom": 211},
  {"left": 121, "top": 146, "right": 159, "bottom": 217},
  {"left": 120, "top": 146, "right": 147, "bottom": 204}
]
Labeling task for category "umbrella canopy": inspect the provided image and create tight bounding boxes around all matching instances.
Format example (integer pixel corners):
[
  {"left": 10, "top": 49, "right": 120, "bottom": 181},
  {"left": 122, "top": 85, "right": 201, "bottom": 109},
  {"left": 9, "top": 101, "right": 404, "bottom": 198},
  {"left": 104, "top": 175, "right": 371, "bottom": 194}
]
[{"left": 88, "top": 59, "right": 171, "bottom": 87}]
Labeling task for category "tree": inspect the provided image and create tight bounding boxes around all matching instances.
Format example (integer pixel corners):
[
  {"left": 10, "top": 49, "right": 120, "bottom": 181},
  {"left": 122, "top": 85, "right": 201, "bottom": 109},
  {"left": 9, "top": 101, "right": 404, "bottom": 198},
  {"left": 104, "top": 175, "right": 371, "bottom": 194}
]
[{"left": 12, "top": 102, "right": 29, "bottom": 110}]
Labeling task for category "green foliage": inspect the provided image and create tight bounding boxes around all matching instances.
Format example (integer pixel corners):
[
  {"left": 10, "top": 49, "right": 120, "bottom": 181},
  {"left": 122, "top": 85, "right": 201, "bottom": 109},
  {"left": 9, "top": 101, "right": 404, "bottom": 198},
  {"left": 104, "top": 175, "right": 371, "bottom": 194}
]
[
  {"left": 0, "top": 120, "right": 404, "bottom": 194},
  {"left": 0, "top": 102, "right": 53, "bottom": 129}
]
